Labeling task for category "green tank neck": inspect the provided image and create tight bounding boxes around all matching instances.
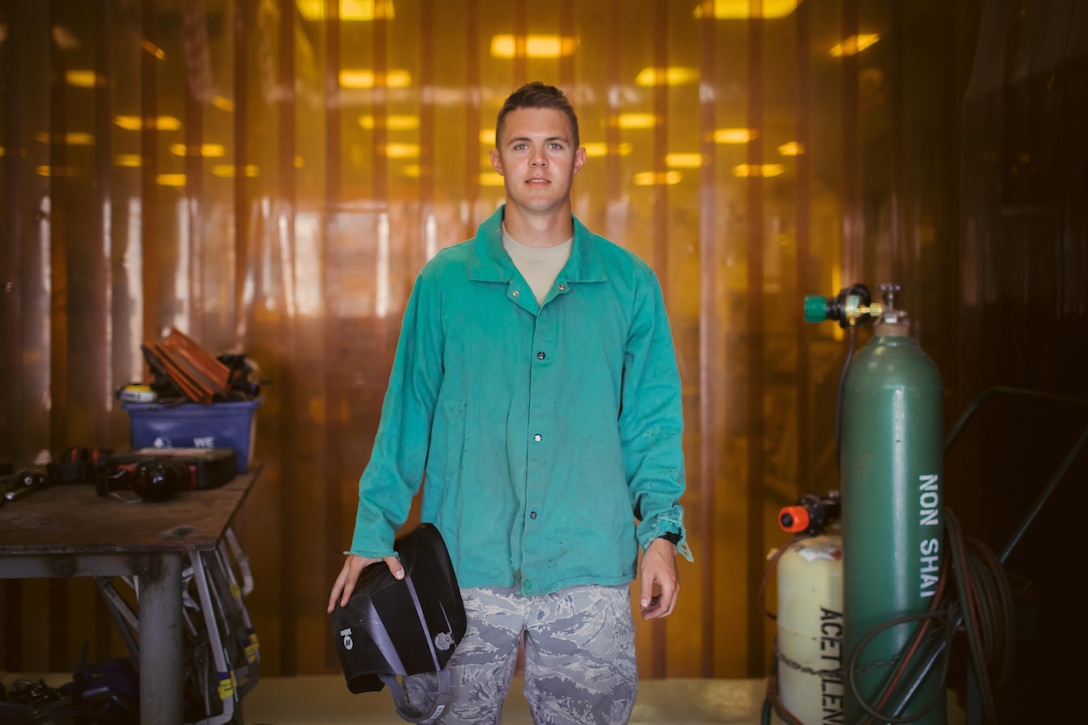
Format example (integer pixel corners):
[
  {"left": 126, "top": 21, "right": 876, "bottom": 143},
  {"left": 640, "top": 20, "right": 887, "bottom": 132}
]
[{"left": 873, "top": 320, "right": 911, "bottom": 338}]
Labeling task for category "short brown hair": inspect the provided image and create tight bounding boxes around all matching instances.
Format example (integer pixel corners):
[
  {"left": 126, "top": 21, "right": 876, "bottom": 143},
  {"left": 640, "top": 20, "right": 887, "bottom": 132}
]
[{"left": 495, "top": 82, "right": 580, "bottom": 150}]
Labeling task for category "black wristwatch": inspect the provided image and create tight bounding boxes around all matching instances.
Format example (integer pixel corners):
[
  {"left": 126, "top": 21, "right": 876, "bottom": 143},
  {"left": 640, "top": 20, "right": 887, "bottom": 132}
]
[{"left": 657, "top": 531, "right": 681, "bottom": 545}]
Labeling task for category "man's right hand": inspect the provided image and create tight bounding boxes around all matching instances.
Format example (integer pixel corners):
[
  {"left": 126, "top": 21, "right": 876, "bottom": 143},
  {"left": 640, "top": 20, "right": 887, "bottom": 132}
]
[{"left": 327, "top": 553, "right": 404, "bottom": 613}]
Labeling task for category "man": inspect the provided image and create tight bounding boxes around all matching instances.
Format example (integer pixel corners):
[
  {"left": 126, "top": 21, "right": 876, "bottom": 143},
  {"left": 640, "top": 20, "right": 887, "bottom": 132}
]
[{"left": 328, "top": 81, "right": 691, "bottom": 724}]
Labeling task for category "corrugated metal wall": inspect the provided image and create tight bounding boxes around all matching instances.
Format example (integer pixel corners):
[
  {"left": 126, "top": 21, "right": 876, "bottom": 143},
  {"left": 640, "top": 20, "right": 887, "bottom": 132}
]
[{"left": 1, "top": 0, "right": 1084, "bottom": 699}]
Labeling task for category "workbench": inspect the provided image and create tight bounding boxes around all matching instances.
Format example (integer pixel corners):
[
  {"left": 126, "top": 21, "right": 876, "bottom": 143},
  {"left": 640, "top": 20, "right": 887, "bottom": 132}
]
[{"left": 0, "top": 467, "right": 260, "bottom": 724}]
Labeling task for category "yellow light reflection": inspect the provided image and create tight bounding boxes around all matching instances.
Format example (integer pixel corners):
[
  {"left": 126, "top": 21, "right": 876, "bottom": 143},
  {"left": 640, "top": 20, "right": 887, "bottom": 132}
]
[
  {"left": 635, "top": 67, "right": 699, "bottom": 86},
  {"left": 479, "top": 172, "right": 505, "bottom": 187},
  {"left": 34, "top": 131, "right": 95, "bottom": 145},
  {"left": 211, "top": 164, "right": 260, "bottom": 178},
  {"left": 114, "top": 154, "right": 142, "bottom": 167},
  {"left": 733, "top": 163, "right": 785, "bottom": 177},
  {"left": 66, "top": 70, "right": 103, "bottom": 87},
  {"left": 212, "top": 96, "right": 235, "bottom": 112},
  {"left": 618, "top": 113, "right": 657, "bottom": 130},
  {"left": 634, "top": 171, "right": 682, "bottom": 186},
  {"left": 141, "top": 39, "right": 165, "bottom": 59},
  {"left": 360, "top": 114, "right": 420, "bottom": 130},
  {"left": 400, "top": 165, "right": 421, "bottom": 178},
  {"left": 339, "top": 69, "right": 412, "bottom": 88},
  {"left": 714, "top": 128, "right": 759, "bottom": 144},
  {"left": 778, "top": 141, "right": 805, "bottom": 156},
  {"left": 582, "top": 142, "right": 632, "bottom": 157},
  {"left": 114, "top": 115, "right": 182, "bottom": 131},
  {"left": 480, "top": 129, "right": 496, "bottom": 146},
  {"left": 382, "top": 143, "right": 419, "bottom": 159},
  {"left": 157, "top": 173, "right": 186, "bottom": 186},
  {"left": 666, "top": 153, "right": 703, "bottom": 168},
  {"left": 830, "top": 34, "right": 879, "bottom": 57},
  {"left": 490, "top": 35, "right": 578, "bottom": 59},
  {"left": 52, "top": 25, "right": 80, "bottom": 49},
  {"left": 36, "top": 165, "right": 78, "bottom": 177},
  {"left": 297, "top": 0, "right": 395, "bottom": 21},
  {"left": 169, "top": 143, "right": 226, "bottom": 157},
  {"left": 693, "top": 0, "right": 800, "bottom": 19}
]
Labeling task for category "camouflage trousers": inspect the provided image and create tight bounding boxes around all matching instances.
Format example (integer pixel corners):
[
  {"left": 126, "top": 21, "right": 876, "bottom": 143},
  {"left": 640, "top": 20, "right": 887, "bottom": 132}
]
[{"left": 418, "top": 584, "right": 637, "bottom": 725}]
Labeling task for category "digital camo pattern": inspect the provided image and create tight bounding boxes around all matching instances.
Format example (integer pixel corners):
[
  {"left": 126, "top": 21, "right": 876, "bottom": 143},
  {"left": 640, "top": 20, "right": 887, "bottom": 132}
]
[{"left": 405, "top": 584, "right": 636, "bottom": 725}]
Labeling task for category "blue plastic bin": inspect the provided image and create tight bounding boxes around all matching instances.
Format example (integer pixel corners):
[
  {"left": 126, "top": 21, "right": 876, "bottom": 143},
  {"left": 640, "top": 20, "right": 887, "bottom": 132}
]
[{"left": 124, "top": 399, "right": 262, "bottom": 472}]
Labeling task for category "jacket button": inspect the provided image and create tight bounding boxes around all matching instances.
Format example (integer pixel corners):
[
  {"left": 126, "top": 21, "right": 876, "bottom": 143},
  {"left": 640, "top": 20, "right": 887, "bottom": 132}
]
[
  {"left": 512, "top": 289, "right": 520, "bottom": 297},
  {"left": 558, "top": 284, "right": 567, "bottom": 291},
  {"left": 533, "top": 434, "right": 542, "bottom": 442},
  {"left": 530, "top": 511, "right": 537, "bottom": 519},
  {"left": 536, "top": 351, "right": 545, "bottom": 360}
]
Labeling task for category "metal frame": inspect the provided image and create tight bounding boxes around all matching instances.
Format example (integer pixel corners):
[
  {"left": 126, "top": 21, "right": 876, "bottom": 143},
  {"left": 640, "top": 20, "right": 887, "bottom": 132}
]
[{"left": 95, "top": 528, "right": 260, "bottom": 725}]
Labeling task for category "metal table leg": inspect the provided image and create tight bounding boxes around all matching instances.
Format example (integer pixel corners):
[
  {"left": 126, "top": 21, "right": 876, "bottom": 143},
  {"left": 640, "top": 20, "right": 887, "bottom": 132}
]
[{"left": 138, "top": 553, "right": 184, "bottom": 725}]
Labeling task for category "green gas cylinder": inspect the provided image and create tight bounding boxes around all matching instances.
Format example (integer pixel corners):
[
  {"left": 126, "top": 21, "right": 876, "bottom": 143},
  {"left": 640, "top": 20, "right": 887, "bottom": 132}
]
[
  {"left": 842, "top": 289, "right": 945, "bottom": 722},
  {"left": 804, "top": 283, "right": 946, "bottom": 723}
]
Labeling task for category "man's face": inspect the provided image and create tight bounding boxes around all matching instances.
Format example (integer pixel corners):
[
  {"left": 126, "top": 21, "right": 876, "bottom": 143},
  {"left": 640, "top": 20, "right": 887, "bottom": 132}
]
[{"left": 490, "top": 107, "right": 586, "bottom": 216}]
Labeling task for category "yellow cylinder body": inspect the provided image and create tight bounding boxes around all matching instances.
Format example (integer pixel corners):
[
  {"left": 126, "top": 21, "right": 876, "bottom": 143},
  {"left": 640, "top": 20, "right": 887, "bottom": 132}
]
[{"left": 775, "top": 533, "right": 845, "bottom": 725}]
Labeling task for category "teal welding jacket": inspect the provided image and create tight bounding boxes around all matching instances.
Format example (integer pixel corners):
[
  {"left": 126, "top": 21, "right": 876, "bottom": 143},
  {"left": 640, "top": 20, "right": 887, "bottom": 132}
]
[{"left": 349, "top": 205, "right": 691, "bottom": 595}]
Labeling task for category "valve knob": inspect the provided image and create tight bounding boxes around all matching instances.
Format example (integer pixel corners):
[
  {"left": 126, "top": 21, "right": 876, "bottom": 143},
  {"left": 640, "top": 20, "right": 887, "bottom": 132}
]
[
  {"left": 779, "top": 505, "right": 812, "bottom": 533},
  {"left": 803, "top": 295, "right": 830, "bottom": 323}
]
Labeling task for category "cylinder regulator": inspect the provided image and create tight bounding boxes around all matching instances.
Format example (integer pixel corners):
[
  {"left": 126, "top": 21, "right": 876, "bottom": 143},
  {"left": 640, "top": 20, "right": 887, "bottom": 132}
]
[{"left": 804, "top": 284, "right": 946, "bottom": 724}]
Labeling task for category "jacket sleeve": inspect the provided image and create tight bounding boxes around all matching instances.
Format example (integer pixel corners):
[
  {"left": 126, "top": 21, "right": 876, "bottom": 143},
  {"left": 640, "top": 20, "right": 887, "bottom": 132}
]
[
  {"left": 620, "top": 269, "right": 694, "bottom": 562},
  {"left": 348, "top": 268, "right": 444, "bottom": 557}
]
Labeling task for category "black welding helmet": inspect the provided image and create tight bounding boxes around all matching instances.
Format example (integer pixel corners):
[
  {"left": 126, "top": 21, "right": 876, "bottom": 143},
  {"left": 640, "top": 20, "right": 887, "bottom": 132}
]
[{"left": 331, "top": 523, "right": 467, "bottom": 723}]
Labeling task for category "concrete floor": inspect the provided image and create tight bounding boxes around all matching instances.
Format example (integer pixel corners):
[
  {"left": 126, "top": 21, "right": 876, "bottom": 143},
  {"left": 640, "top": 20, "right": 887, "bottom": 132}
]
[
  {"left": 1, "top": 671, "right": 967, "bottom": 724},
  {"left": 243, "top": 675, "right": 969, "bottom": 725},
  {"left": 244, "top": 675, "right": 770, "bottom": 724}
]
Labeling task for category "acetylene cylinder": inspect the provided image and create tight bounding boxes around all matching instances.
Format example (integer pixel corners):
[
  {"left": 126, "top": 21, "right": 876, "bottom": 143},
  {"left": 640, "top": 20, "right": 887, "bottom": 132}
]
[
  {"left": 775, "top": 532, "right": 844, "bottom": 725},
  {"left": 841, "top": 311, "right": 945, "bottom": 723}
]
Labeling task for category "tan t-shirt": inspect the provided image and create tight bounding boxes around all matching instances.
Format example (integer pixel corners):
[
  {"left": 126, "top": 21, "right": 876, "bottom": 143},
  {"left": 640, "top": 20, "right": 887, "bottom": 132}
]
[{"left": 502, "top": 225, "right": 573, "bottom": 305}]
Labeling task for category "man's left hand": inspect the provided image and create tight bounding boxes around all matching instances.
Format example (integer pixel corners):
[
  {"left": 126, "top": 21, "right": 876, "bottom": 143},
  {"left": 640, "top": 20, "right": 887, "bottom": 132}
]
[{"left": 639, "top": 537, "right": 680, "bottom": 620}]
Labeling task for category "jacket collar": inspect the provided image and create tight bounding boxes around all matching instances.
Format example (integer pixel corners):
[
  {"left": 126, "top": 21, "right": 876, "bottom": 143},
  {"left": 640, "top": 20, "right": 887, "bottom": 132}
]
[{"left": 467, "top": 205, "right": 609, "bottom": 283}]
